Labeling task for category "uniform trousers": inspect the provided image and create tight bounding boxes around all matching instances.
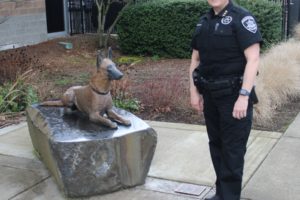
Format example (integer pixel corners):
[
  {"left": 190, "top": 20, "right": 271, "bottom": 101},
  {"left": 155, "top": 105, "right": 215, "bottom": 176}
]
[{"left": 203, "top": 91, "right": 253, "bottom": 200}]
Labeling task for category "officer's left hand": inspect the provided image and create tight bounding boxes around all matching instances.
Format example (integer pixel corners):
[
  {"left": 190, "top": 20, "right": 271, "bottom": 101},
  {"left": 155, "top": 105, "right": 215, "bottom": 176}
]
[{"left": 233, "top": 95, "right": 249, "bottom": 120}]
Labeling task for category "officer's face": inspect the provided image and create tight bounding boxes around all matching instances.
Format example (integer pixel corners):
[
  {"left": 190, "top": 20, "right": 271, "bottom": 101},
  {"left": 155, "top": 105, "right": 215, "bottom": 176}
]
[{"left": 207, "top": 0, "right": 229, "bottom": 13}]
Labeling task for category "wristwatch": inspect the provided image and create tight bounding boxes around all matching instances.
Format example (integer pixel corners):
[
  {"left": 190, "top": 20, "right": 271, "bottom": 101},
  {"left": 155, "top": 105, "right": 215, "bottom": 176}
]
[{"left": 239, "top": 89, "right": 250, "bottom": 96}]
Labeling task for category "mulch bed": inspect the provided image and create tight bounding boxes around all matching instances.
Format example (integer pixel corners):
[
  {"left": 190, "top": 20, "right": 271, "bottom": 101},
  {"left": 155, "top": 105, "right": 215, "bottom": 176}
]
[{"left": 0, "top": 34, "right": 299, "bottom": 132}]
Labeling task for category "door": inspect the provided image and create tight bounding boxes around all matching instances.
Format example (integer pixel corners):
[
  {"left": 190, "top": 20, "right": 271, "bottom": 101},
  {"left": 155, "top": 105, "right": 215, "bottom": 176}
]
[{"left": 45, "top": 0, "right": 65, "bottom": 33}]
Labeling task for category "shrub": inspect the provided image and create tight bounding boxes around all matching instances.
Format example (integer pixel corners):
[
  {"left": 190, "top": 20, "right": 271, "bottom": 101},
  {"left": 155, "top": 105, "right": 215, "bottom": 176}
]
[
  {"left": 111, "top": 78, "right": 140, "bottom": 112},
  {"left": 117, "top": 0, "right": 209, "bottom": 58},
  {"left": 254, "top": 24, "right": 300, "bottom": 126},
  {"left": 0, "top": 47, "right": 42, "bottom": 113},
  {"left": 117, "top": 0, "right": 282, "bottom": 57},
  {"left": 0, "top": 47, "right": 43, "bottom": 84},
  {"left": 0, "top": 70, "right": 39, "bottom": 113},
  {"left": 135, "top": 73, "right": 186, "bottom": 114}
]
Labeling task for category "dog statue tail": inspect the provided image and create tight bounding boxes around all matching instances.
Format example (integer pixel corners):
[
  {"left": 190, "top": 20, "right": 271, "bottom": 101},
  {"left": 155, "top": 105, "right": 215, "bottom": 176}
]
[{"left": 40, "top": 100, "right": 64, "bottom": 107}]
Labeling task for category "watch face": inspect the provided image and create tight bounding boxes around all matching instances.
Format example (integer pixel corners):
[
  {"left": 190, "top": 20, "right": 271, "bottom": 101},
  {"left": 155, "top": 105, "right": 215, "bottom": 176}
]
[{"left": 240, "top": 89, "right": 250, "bottom": 96}]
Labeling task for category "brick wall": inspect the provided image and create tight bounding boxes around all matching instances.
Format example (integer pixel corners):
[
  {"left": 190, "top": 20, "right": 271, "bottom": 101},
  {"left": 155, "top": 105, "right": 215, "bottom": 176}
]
[{"left": 0, "top": 0, "right": 47, "bottom": 50}]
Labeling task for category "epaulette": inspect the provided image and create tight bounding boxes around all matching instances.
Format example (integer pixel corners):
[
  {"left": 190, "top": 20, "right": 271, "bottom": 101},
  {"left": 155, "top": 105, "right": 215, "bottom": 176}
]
[
  {"left": 196, "top": 13, "right": 208, "bottom": 24},
  {"left": 201, "top": 13, "right": 210, "bottom": 20}
]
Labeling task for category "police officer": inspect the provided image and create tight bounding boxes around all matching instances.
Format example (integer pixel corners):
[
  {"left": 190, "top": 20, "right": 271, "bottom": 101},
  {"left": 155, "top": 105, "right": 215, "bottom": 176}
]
[{"left": 189, "top": 0, "right": 262, "bottom": 200}]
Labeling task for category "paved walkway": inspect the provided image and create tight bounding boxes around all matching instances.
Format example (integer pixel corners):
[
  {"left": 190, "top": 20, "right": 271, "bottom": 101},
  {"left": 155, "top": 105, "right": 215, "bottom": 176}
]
[{"left": 0, "top": 112, "right": 299, "bottom": 200}]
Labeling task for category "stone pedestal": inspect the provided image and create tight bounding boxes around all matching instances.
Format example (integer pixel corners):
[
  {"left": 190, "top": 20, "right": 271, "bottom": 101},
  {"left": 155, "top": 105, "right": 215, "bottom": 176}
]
[{"left": 26, "top": 104, "right": 157, "bottom": 198}]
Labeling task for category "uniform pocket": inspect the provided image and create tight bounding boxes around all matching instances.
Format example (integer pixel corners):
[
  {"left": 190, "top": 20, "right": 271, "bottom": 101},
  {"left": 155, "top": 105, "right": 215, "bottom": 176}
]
[
  {"left": 214, "top": 26, "right": 233, "bottom": 35},
  {"left": 213, "top": 26, "right": 236, "bottom": 49}
]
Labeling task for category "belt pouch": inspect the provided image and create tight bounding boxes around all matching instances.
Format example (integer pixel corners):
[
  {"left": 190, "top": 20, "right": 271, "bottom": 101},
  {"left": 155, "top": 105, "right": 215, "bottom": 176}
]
[
  {"left": 206, "top": 79, "right": 234, "bottom": 98},
  {"left": 210, "top": 87, "right": 233, "bottom": 98}
]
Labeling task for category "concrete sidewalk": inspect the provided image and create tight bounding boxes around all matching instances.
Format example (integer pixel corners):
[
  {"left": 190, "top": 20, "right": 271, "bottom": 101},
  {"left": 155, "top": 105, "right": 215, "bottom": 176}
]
[{"left": 0, "top": 113, "right": 299, "bottom": 200}]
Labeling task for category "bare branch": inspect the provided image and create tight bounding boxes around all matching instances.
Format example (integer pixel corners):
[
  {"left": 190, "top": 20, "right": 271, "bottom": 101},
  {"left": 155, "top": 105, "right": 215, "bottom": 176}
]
[
  {"left": 104, "top": 0, "right": 112, "bottom": 16},
  {"left": 96, "top": 0, "right": 134, "bottom": 48},
  {"left": 107, "top": 0, "right": 133, "bottom": 35}
]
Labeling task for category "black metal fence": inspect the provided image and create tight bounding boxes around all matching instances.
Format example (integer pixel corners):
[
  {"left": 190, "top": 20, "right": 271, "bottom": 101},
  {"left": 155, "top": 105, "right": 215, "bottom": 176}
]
[
  {"left": 68, "top": 0, "right": 144, "bottom": 35},
  {"left": 285, "top": 0, "right": 300, "bottom": 38},
  {"left": 267, "top": 0, "right": 300, "bottom": 39},
  {"left": 68, "top": 0, "right": 300, "bottom": 39},
  {"left": 281, "top": 0, "right": 289, "bottom": 39},
  {"left": 68, "top": 0, "right": 96, "bottom": 34}
]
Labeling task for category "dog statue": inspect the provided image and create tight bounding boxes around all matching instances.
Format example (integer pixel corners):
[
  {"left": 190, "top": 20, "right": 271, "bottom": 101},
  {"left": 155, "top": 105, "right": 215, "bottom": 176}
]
[{"left": 41, "top": 48, "right": 131, "bottom": 129}]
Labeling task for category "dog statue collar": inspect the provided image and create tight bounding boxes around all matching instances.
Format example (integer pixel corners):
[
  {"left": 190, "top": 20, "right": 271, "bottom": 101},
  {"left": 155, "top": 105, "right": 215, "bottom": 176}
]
[{"left": 90, "top": 85, "right": 110, "bottom": 95}]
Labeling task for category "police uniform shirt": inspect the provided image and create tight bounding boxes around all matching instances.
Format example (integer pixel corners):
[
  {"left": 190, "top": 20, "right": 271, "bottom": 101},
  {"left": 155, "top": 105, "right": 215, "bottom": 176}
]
[{"left": 191, "top": 1, "right": 263, "bottom": 78}]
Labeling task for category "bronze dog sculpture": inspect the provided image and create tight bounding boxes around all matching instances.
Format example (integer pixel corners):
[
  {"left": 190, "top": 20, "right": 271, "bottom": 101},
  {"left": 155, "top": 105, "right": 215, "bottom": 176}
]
[{"left": 41, "top": 48, "right": 131, "bottom": 129}]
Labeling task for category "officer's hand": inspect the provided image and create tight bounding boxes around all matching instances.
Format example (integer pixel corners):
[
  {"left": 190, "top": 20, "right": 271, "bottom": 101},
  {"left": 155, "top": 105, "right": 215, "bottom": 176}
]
[
  {"left": 190, "top": 91, "right": 203, "bottom": 113},
  {"left": 233, "top": 95, "right": 249, "bottom": 119}
]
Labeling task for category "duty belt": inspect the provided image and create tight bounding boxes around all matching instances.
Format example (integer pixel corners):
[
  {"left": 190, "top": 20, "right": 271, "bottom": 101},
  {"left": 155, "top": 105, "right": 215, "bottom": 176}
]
[
  {"left": 192, "top": 67, "right": 242, "bottom": 95},
  {"left": 202, "top": 77, "right": 242, "bottom": 91},
  {"left": 201, "top": 77, "right": 242, "bottom": 98},
  {"left": 193, "top": 72, "right": 258, "bottom": 103}
]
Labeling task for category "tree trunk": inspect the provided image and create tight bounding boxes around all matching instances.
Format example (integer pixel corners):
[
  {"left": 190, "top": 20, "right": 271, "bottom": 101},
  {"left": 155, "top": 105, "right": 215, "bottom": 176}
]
[
  {"left": 96, "top": 0, "right": 110, "bottom": 48},
  {"left": 104, "top": 0, "right": 133, "bottom": 48},
  {"left": 96, "top": 0, "right": 133, "bottom": 49}
]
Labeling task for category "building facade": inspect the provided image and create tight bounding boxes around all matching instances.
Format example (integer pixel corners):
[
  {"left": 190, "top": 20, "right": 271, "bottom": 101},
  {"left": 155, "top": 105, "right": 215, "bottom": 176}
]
[{"left": 0, "top": 0, "right": 69, "bottom": 50}]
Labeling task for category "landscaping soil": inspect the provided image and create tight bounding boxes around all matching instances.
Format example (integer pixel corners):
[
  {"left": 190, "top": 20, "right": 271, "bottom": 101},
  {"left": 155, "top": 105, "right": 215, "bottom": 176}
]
[{"left": 0, "top": 34, "right": 299, "bottom": 132}]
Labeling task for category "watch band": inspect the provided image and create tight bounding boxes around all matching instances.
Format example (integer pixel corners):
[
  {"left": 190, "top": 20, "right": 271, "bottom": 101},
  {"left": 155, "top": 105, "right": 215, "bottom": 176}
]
[{"left": 239, "top": 88, "right": 250, "bottom": 96}]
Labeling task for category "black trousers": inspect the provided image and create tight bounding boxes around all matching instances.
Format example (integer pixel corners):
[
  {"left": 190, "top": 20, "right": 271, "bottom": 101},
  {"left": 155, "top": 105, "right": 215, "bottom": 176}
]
[{"left": 203, "top": 91, "right": 253, "bottom": 200}]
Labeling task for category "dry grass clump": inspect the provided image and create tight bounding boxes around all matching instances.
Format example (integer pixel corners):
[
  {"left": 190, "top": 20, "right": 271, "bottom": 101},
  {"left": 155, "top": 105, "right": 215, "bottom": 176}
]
[{"left": 254, "top": 24, "right": 300, "bottom": 125}]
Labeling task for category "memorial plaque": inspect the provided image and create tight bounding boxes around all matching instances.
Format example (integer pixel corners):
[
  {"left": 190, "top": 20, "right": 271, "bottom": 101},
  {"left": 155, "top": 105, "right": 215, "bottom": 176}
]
[{"left": 175, "top": 183, "right": 207, "bottom": 196}]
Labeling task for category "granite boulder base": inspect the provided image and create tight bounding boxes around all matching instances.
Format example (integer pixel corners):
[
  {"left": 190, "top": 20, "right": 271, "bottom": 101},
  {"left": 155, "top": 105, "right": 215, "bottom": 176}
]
[{"left": 26, "top": 104, "right": 157, "bottom": 197}]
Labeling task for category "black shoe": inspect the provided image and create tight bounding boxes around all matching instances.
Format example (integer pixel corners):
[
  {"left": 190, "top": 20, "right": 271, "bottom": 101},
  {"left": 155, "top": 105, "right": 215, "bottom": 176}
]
[{"left": 204, "top": 195, "right": 221, "bottom": 200}]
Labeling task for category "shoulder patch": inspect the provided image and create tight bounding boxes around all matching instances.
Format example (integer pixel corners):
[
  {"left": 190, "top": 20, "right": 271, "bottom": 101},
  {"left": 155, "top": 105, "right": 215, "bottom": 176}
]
[
  {"left": 221, "top": 16, "right": 232, "bottom": 25},
  {"left": 241, "top": 16, "right": 257, "bottom": 33}
]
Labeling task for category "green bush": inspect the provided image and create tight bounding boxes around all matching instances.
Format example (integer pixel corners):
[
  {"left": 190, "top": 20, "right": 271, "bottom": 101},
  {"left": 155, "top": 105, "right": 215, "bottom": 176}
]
[
  {"left": 117, "top": 0, "right": 209, "bottom": 58},
  {"left": 113, "top": 98, "right": 140, "bottom": 112},
  {"left": 0, "top": 80, "right": 38, "bottom": 113},
  {"left": 117, "top": 0, "right": 282, "bottom": 58}
]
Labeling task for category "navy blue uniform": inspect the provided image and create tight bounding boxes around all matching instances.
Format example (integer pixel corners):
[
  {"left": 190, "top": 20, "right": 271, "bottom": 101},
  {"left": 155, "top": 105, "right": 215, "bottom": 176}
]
[
  {"left": 191, "top": 1, "right": 262, "bottom": 79},
  {"left": 191, "top": 1, "right": 262, "bottom": 200}
]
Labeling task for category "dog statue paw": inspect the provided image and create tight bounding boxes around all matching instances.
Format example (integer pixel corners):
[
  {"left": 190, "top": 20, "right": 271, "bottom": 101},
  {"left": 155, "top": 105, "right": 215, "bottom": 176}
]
[
  {"left": 123, "top": 119, "right": 131, "bottom": 127},
  {"left": 109, "top": 121, "right": 118, "bottom": 129}
]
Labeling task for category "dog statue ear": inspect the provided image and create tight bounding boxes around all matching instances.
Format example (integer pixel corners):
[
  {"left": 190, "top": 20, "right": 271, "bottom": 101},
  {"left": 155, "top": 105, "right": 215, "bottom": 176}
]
[
  {"left": 108, "top": 47, "right": 113, "bottom": 60},
  {"left": 96, "top": 50, "right": 104, "bottom": 71}
]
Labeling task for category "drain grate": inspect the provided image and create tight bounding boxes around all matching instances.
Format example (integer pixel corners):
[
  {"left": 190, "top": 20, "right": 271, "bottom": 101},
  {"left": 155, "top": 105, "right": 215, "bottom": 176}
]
[{"left": 174, "top": 183, "right": 207, "bottom": 196}]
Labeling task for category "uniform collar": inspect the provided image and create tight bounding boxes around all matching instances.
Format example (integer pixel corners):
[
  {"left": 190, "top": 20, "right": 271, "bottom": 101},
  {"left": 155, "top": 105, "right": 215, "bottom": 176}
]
[{"left": 208, "top": 1, "right": 234, "bottom": 18}]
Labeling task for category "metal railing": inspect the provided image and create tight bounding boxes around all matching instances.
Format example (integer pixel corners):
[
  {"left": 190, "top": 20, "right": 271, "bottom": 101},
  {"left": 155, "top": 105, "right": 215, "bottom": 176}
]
[
  {"left": 263, "top": 0, "right": 300, "bottom": 39},
  {"left": 68, "top": 0, "right": 97, "bottom": 34},
  {"left": 68, "top": 0, "right": 128, "bottom": 35},
  {"left": 68, "top": 0, "right": 295, "bottom": 39}
]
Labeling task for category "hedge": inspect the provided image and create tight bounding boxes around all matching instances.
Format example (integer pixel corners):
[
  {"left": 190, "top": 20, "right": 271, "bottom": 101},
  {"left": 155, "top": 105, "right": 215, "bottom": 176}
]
[{"left": 117, "top": 0, "right": 282, "bottom": 58}]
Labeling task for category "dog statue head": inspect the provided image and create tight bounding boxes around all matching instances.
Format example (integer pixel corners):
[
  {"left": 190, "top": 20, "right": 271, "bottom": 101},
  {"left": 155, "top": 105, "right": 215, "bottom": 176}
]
[
  {"left": 89, "top": 47, "right": 123, "bottom": 94},
  {"left": 96, "top": 47, "right": 123, "bottom": 80}
]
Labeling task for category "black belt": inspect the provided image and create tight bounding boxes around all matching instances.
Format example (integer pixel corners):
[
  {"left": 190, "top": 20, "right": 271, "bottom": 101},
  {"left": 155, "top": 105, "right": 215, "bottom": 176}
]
[
  {"left": 202, "top": 77, "right": 242, "bottom": 91},
  {"left": 200, "top": 77, "right": 242, "bottom": 98}
]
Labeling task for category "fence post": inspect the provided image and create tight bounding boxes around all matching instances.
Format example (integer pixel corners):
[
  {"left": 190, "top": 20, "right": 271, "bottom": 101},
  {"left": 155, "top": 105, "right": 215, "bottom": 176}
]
[{"left": 288, "top": 0, "right": 300, "bottom": 37}]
